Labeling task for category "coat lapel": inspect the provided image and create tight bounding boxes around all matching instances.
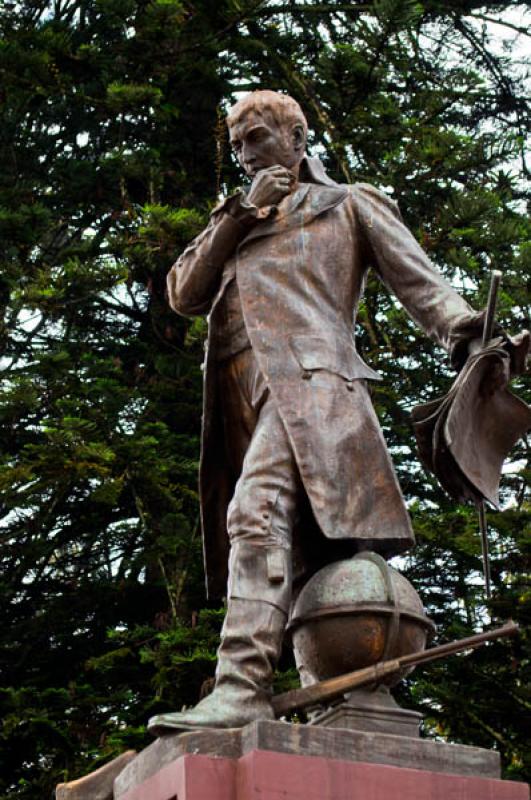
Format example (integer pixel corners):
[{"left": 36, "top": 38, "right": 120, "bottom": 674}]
[
  {"left": 213, "top": 156, "right": 347, "bottom": 308},
  {"left": 240, "top": 183, "right": 349, "bottom": 248}
]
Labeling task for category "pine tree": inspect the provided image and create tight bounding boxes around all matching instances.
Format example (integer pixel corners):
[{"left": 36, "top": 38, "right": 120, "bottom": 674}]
[{"left": 0, "top": 2, "right": 529, "bottom": 796}]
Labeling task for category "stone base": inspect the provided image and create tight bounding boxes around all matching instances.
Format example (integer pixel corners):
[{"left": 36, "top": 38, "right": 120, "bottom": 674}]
[
  {"left": 116, "top": 747, "right": 529, "bottom": 800},
  {"left": 114, "top": 719, "right": 517, "bottom": 798},
  {"left": 309, "top": 685, "right": 423, "bottom": 737}
]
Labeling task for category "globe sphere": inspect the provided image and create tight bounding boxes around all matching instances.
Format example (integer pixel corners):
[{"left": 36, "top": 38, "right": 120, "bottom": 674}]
[{"left": 288, "top": 551, "right": 435, "bottom": 687}]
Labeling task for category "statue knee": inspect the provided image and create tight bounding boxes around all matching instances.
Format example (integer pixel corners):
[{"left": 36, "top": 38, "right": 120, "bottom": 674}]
[
  {"left": 227, "top": 482, "right": 294, "bottom": 548},
  {"left": 227, "top": 541, "right": 292, "bottom": 613}
]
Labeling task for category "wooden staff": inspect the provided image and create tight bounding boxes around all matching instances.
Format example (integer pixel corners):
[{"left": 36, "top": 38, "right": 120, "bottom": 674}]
[{"left": 272, "top": 619, "right": 518, "bottom": 716}]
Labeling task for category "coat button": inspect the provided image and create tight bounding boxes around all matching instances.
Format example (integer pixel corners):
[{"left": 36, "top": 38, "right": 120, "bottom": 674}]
[
  {"left": 346, "top": 381, "right": 354, "bottom": 391},
  {"left": 302, "top": 370, "right": 312, "bottom": 380}
]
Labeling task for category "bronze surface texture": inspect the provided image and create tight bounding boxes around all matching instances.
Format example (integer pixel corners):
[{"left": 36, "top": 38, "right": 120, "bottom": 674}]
[{"left": 147, "top": 90, "right": 529, "bottom": 736}]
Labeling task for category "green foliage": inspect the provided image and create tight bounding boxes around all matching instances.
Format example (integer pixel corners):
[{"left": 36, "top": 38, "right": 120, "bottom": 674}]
[{"left": 0, "top": 1, "right": 529, "bottom": 796}]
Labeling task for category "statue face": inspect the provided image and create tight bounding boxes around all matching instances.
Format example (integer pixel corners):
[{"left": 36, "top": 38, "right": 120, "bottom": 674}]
[{"left": 229, "top": 110, "right": 304, "bottom": 178}]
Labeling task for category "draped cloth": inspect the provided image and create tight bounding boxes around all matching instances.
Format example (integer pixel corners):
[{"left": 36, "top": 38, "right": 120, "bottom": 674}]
[{"left": 412, "top": 333, "right": 531, "bottom": 507}]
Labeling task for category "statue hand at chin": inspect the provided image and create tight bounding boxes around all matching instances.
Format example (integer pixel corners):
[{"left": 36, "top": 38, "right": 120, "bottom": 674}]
[{"left": 247, "top": 164, "right": 295, "bottom": 208}]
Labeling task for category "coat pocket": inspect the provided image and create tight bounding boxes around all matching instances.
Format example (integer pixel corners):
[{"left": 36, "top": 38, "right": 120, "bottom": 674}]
[{"left": 289, "top": 334, "right": 382, "bottom": 381}]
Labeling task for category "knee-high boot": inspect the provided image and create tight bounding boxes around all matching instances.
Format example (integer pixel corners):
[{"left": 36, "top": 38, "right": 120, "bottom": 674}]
[{"left": 147, "top": 542, "right": 291, "bottom": 735}]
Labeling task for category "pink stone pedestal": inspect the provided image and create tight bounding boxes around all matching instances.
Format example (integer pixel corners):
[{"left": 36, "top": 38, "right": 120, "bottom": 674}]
[{"left": 117, "top": 746, "right": 529, "bottom": 800}]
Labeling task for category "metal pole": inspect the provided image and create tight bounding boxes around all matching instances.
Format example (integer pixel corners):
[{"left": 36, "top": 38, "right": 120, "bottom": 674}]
[
  {"left": 477, "top": 500, "right": 492, "bottom": 599},
  {"left": 482, "top": 270, "right": 502, "bottom": 349},
  {"left": 477, "top": 269, "right": 502, "bottom": 600}
]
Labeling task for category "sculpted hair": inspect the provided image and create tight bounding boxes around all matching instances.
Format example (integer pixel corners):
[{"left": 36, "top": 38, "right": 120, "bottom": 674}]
[{"left": 226, "top": 90, "right": 308, "bottom": 138}]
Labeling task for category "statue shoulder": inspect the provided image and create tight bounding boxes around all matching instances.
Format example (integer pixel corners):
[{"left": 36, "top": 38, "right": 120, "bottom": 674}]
[{"left": 348, "top": 182, "right": 403, "bottom": 221}]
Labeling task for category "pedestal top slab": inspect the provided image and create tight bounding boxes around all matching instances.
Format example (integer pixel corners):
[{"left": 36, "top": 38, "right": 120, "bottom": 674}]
[{"left": 114, "top": 720, "right": 501, "bottom": 798}]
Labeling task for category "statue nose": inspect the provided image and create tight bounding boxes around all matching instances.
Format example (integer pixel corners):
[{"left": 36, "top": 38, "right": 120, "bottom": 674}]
[
  {"left": 242, "top": 142, "right": 256, "bottom": 163},
  {"left": 244, "top": 156, "right": 257, "bottom": 174}
]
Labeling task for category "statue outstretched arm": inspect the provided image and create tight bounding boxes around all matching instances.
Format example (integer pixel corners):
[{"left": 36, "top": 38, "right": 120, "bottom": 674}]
[{"left": 351, "top": 183, "right": 487, "bottom": 368}]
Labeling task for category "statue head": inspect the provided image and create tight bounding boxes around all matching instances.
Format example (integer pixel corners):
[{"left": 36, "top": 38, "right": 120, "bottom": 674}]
[{"left": 226, "top": 90, "right": 308, "bottom": 178}]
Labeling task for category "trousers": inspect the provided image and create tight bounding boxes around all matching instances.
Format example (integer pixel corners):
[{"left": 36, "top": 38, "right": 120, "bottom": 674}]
[
  {"left": 218, "top": 346, "right": 354, "bottom": 597},
  {"left": 219, "top": 347, "right": 301, "bottom": 552}
]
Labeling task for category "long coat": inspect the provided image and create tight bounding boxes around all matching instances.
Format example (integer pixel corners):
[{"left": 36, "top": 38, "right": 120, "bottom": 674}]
[{"left": 167, "top": 158, "right": 482, "bottom": 599}]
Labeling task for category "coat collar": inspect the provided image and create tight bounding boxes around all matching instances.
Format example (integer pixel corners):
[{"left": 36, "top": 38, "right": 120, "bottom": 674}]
[
  {"left": 212, "top": 155, "right": 340, "bottom": 216},
  {"left": 239, "top": 156, "right": 348, "bottom": 247},
  {"left": 299, "top": 155, "right": 339, "bottom": 187}
]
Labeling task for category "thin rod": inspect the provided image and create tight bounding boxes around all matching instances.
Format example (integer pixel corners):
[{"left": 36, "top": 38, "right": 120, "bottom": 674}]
[
  {"left": 272, "top": 621, "right": 518, "bottom": 715},
  {"left": 476, "top": 268, "right": 502, "bottom": 601},
  {"left": 482, "top": 269, "right": 502, "bottom": 346},
  {"left": 478, "top": 500, "right": 492, "bottom": 599}
]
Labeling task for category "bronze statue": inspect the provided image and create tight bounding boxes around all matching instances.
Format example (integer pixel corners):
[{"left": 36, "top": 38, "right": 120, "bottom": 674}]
[{"left": 147, "top": 90, "right": 527, "bottom": 736}]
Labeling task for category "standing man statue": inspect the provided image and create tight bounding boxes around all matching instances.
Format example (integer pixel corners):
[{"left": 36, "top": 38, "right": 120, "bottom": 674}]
[{"left": 147, "top": 90, "right": 496, "bottom": 735}]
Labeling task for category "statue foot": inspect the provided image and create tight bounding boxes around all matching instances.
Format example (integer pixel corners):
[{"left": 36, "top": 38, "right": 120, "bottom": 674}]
[
  {"left": 147, "top": 687, "right": 274, "bottom": 736},
  {"left": 148, "top": 548, "right": 290, "bottom": 738}
]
